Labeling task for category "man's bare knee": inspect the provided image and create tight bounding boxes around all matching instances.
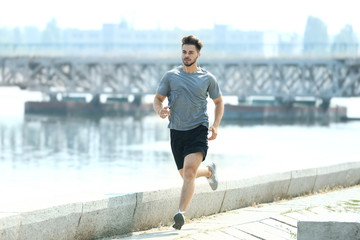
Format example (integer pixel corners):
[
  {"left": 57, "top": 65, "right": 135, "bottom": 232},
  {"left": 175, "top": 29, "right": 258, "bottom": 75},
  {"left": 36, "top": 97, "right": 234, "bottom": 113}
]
[{"left": 183, "top": 167, "right": 197, "bottom": 180}]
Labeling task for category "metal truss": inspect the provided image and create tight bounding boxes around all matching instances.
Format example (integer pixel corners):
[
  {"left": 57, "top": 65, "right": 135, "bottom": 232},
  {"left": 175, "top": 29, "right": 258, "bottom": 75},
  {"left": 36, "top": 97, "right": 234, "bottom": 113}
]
[{"left": 1, "top": 57, "right": 359, "bottom": 101}]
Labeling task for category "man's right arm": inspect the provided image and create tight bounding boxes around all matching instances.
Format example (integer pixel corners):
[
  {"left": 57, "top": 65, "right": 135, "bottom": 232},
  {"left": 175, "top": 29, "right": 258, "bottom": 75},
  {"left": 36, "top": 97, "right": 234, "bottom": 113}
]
[{"left": 153, "top": 93, "right": 170, "bottom": 119}]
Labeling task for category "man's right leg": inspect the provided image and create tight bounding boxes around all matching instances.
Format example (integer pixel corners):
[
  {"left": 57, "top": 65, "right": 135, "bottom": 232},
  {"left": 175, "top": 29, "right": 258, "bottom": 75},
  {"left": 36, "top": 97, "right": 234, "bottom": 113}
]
[
  {"left": 178, "top": 152, "right": 204, "bottom": 212},
  {"left": 173, "top": 152, "right": 203, "bottom": 230}
]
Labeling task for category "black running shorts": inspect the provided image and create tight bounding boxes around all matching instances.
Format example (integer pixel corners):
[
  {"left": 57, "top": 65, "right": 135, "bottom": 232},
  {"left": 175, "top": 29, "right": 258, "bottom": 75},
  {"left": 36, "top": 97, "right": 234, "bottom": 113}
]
[{"left": 170, "top": 125, "right": 209, "bottom": 170}]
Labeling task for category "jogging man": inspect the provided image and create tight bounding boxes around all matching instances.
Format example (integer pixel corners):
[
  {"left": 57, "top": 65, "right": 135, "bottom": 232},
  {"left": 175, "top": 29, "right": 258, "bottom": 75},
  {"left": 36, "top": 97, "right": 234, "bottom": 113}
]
[{"left": 153, "top": 35, "right": 224, "bottom": 230}]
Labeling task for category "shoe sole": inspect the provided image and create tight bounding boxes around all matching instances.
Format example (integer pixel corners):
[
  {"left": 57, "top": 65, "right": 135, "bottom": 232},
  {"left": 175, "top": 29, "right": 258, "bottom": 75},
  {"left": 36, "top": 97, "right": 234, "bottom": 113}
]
[{"left": 172, "top": 213, "right": 185, "bottom": 230}]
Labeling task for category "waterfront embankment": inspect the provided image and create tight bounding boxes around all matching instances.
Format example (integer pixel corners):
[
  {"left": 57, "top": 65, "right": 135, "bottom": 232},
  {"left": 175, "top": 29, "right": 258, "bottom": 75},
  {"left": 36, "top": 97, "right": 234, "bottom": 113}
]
[{"left": 1, "top": 161, "right": 359, "bottom": 239}]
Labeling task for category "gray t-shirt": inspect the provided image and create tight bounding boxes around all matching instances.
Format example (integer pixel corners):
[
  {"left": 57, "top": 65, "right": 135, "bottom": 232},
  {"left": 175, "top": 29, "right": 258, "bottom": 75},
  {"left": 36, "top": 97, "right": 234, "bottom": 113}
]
[{"left": 156, "top": 66, "right": 222, "bottom": 131}]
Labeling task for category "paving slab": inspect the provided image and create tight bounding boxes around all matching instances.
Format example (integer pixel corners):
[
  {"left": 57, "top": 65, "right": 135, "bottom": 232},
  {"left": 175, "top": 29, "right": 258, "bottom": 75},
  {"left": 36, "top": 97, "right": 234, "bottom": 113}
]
[
  {"left": 221, "top": 228, "right": 261, "bottom": 240},
  {"left": 260, "top": 218, "right": 297, "bottom": 236},
  {"left": 270, "top": 216, "right": 298, "bottom": 228},
  {"left": 190, "top": 231, "right": 240, "bottom": 240},
  {"left": 235, "top": 222, "right": 293, "bottom": 240}
]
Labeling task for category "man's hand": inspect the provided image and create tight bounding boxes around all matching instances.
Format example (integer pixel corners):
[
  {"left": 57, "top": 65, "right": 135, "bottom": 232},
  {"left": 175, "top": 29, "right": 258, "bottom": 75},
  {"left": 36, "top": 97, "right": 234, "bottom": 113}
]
[
  {"left": 208, "top": 125, "right": 218, "bottom": 140},
  {"left": 153, "top": 94, "right": 170, "bottom": 119},
  {"left": 158, "top": 106, "right": 171, "bottom": 119},
  {"left": 208, "top": 96, "right": 224, "bottom": 140}
]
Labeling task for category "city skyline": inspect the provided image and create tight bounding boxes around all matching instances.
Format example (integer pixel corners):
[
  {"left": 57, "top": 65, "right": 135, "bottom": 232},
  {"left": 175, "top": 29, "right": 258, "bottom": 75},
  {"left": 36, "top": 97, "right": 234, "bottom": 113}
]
[{"left": 1, "top": 0, "right": 359, "bottom": 35}]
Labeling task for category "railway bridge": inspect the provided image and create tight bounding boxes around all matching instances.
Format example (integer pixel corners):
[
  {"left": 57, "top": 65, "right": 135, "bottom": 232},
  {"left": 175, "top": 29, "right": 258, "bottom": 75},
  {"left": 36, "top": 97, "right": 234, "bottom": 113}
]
[{"left": 1, "top": 57, "right": 359, "bottom": 108}]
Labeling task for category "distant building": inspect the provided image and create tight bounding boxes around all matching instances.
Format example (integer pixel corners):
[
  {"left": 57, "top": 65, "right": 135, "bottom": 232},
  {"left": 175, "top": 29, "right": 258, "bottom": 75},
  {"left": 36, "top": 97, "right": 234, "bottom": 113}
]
[
  {"left": 42, "top": 18, "right": 61, "bottom": 43},
  {"left": 331, "top": 24, "right": 358, "bottom": 57},
  {"left": 0, "top": 18, "right": 358, "bottom": 58},
  {"left": 303, "top": 16, "right": 329, "bottom": 56}
]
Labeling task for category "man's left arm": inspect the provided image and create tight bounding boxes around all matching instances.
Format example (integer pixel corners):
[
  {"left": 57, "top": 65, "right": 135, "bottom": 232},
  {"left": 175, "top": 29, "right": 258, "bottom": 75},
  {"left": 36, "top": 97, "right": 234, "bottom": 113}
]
[{"left": 208, "top": 96, "right": 224, "bottom": 140}]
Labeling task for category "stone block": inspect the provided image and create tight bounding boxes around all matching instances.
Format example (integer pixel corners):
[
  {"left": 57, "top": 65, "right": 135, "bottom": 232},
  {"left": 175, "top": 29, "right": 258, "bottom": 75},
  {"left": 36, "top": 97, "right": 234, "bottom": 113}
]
[
  {"left": 0, "top": 214, "right": 22, "bottom": 240},
  {"left": 18, "top": 202, "right": 82, "bottom": 240},
  {"left": 220, "top": 171, "right": 291, "bottom": 212},
  {"left": 298, "top": 221, "right": 360, "bottom": 240},
  {"left": 74, "top": 193, "right": 137, "bottom": 240},
  {"left": 313, "top": 162, "right": 360, "bottom": 192},
  {"left": 287, "top": 167, "right": 317, "bottom": 197},
  {"left": 133, "top": 187, "right": 181, "bottom": 231}
]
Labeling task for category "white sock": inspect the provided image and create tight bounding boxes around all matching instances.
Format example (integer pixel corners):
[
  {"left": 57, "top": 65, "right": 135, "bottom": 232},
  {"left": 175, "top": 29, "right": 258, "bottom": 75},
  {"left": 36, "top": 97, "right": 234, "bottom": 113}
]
[{"left": 178, "top": 209, "right": 185, "bottom": 215}]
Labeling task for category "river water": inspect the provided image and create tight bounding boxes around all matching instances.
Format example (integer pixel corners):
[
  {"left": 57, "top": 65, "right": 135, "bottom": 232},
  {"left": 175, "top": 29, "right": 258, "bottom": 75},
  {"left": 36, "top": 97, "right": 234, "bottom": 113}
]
[{"left": 0, "top": 87, "right": 359, "bottom": 207}]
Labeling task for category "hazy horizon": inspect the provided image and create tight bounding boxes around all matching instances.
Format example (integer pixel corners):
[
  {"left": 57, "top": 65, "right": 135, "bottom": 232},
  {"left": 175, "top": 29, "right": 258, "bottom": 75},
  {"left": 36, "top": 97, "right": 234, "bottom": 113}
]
[{"left": 1, "top": 0, "right": 359, "bottom": 35}]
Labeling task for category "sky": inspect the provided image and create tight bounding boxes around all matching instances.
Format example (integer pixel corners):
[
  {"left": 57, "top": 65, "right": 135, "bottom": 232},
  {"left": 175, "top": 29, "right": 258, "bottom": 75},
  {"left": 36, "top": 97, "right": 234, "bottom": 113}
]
[{"left": 0, "top": 0, "right": 359, "bottom": 35}]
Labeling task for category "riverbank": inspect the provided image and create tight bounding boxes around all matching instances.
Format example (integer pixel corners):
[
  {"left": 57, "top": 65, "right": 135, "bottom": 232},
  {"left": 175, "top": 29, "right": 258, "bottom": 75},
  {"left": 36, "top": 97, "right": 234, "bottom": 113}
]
[{"left": 1, "top": 161, "right": 359, "bottom": 240}]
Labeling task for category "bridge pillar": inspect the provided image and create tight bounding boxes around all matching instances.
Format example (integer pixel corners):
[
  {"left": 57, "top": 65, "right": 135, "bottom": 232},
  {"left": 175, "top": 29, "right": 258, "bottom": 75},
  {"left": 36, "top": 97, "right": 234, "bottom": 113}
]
[
  {"left": 90, "top": 94, "right": 101, "bottom": 105},
  {"left": 238, "top": 96, "right": 247, "bottom": 104},
  {"left": 275, "top": 96, "right": 294, "bottom": 108},
  {"left": 320, "top": 98, "right": 331, "bottom": 111},
  {"left": 49, "top": 93, "right": 58, "bottom": 102},
  {"left": 133, "top": 94, "right": 143, "bottom": 106}
]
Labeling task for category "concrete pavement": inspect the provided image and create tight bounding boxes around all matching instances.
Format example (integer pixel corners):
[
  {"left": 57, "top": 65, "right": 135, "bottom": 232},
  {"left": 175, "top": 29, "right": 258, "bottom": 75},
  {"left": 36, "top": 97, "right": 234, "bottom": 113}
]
[{"left": 100, "top": 185, "right": 360, "bottom": 240}]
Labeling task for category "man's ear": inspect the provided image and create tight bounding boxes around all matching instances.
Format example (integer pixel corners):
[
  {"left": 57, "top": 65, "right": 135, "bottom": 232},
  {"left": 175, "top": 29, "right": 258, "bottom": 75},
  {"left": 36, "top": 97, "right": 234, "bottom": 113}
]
[{"left": 198, "top": 52, "right": 201, "bottom": 57}]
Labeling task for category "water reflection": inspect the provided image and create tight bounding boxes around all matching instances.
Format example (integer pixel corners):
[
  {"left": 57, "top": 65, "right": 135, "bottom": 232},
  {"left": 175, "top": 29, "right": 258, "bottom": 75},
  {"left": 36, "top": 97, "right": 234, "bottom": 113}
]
[
  {"left": 1, "top": 114, "right": 171, "bottom": 169},
  {"left": 0, "top": 111, "right": 359, "bottom": 201}
]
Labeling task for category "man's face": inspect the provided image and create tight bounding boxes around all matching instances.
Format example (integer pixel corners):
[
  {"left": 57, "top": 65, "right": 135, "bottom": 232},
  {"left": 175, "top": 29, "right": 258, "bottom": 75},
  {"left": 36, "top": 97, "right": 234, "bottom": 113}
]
[{"left": 182, "top": 44, "right": 200, "bottom": 67}]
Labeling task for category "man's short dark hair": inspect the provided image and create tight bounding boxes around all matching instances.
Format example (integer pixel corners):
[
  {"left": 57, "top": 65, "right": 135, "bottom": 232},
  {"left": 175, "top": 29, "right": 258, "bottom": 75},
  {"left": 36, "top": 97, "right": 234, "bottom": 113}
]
[{"left": 182, "top": 35, "right": 203, "bottom": 52}]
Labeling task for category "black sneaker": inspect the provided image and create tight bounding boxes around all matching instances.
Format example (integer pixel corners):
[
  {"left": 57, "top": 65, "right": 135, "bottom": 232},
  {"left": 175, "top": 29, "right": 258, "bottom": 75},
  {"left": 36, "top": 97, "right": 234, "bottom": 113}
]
[{"left": 172, "top": 212, "right": 185, "bottom": 230}]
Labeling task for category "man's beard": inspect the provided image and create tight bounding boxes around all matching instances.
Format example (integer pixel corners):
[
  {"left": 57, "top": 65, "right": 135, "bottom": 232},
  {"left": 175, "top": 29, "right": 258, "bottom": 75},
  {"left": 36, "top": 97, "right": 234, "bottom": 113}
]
[{"left": 182, "top": 56, "right": 198, "bottom": 67}]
